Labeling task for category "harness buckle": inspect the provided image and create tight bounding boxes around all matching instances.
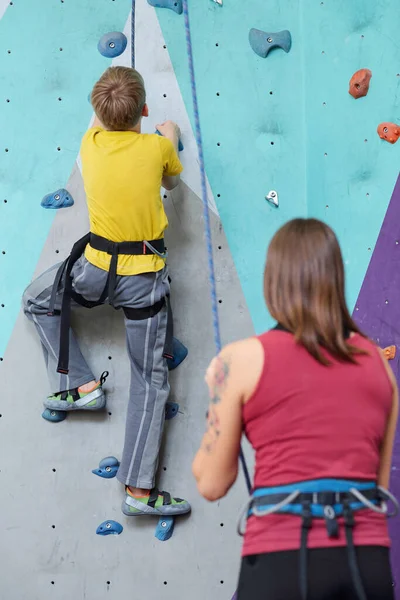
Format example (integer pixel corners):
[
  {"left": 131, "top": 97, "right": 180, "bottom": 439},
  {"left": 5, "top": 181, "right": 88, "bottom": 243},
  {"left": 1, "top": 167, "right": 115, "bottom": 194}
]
[
  {"left": 301, "top": 500, "right": 312, "bottom": 529},
  {"left": 343, "top": 499, "right": 355, "bottom": 528},
  {"left": 106, "top": 240, "right": 118, "bottom": 255}
]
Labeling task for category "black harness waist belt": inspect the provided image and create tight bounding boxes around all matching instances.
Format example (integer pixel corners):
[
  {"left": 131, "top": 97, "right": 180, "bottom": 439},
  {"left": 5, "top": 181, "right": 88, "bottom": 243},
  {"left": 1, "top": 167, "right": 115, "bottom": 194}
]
[
  {"left": 89, "top": 232, "right": 166, "bottom": 256},
  {"left": 48, "top": 232, "right": 170, "bottom": 375}
]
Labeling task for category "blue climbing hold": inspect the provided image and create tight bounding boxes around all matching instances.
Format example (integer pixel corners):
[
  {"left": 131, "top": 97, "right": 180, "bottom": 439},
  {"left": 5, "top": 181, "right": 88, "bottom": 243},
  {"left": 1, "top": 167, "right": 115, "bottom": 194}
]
[
  {"left": 249, "top": 29, "right": 292, "bottom": 58},
  {"left": 92, "top": 456, "right": 120, "bottom": 479},
  {"left": 97, "top": 32, "right": 127, "bottom": 58},
  {"left": 96, "top": 520, "right": 123, "bottom": 536},
  {"left": 41, "top": 188, "right": 74, "bottom": 210},
  {"left": 99, "top": 456, "right": 119, "bottom": 469},
  {"left": 155, "top": 516, "right": 175, "bottom": 541},
  {"left": 148, "top": 0, "right": 182, "bottom": 15},
  {"left": 167, "top": 337, "right": 188, "bottom": 370},
  {"left": 42, "top": 408, "right": 67, "bottom": 423},
  {"left": 165, "top": 401, "right": 179, "bottom": 421},
  {"left": 155, "top": 129, "right": 184, "bottom": 152}
]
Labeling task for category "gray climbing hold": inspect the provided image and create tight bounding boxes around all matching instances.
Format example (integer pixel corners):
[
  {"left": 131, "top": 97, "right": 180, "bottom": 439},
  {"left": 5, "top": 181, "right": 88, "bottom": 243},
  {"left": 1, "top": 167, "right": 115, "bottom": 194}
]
[
  {"left": 97, "top": 32, "right": 127, "bottom": 58},
  {"left": 249, "top": 29, "right": 292, "bottom": 58},
  {"left": 41, "top": 188, "right": 74, "bottom": 210},
  {"left": 148, "top": 0, "right": 182, "bottom": 14},
  {"left": 266, "top": 190, "right": 279, "bottom": 207}
]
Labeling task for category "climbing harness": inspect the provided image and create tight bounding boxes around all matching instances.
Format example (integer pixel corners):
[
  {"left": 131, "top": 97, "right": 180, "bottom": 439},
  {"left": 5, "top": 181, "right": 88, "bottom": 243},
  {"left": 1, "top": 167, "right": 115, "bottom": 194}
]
[
  {"left": 237, "top": 478, "right": 399, "bottom": 600},
  {"left": 181, "top": 0, "right": 252, "bottom": 494},
  {"left": 47, "top": 232, "right": 173, "bottom": 375}
]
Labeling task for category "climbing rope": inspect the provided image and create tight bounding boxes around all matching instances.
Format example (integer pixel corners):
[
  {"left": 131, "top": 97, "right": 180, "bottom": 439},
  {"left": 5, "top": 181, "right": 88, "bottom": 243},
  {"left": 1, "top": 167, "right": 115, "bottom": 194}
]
[
  {"left": 131, "top": 0, "right": 135, "bottom": 68},
  {"left": 181, "top": 0, "right": 252, "bottom": 494}
]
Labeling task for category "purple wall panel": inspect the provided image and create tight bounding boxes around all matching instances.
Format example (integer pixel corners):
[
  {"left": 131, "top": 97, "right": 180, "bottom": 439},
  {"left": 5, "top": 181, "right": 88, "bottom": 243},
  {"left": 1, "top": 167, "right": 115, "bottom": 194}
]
[{"left": 353, "top": 173, "right": 400, "bottom": 593}]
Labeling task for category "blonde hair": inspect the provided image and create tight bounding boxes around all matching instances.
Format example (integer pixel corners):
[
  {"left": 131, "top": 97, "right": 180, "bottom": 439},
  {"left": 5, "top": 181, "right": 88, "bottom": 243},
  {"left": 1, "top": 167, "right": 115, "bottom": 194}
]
[
  {"left": 91, "top": 66, "right": 146, "bottom": 131},
  {"left": 264, "top": 218, "right": 367, "bottom": 365}
]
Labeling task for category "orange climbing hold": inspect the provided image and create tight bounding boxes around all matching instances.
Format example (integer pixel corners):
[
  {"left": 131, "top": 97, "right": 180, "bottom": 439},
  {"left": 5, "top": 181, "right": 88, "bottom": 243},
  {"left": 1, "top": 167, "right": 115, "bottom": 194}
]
[
  {"left": 377, "top": 123, "right": 400, "bottom": 144},
  {"left": 382, "top": 345, "right": 396, "bottom": 360},
  {"left": 349, "top": 68, "right": 372, "bottom": 99}
]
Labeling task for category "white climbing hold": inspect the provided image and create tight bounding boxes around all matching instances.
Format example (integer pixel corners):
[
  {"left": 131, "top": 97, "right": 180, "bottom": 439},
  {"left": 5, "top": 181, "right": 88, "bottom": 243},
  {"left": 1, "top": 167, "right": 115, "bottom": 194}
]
[
  {"left": 212, "top": 0, "right": 223, "bottom": 5},
  {"left": 266, "top": 190, "right": 279, "bottom": 207}
]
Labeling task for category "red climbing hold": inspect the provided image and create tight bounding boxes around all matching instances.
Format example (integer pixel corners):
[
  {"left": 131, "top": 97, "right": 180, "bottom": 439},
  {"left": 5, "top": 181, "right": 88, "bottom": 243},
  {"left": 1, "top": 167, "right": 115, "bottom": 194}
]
[
  {"left": 377, "top": 122, "right": 400, "bottom": 144},
  {"left": 348, "top": 68, "right": 372, "bottom": 99}
]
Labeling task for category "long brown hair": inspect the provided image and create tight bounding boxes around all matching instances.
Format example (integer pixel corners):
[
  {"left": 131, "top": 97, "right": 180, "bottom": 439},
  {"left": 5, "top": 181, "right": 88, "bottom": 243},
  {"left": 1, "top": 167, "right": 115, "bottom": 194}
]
[{"left": 264, "top": 218, "right": 366, "bottom": 365}]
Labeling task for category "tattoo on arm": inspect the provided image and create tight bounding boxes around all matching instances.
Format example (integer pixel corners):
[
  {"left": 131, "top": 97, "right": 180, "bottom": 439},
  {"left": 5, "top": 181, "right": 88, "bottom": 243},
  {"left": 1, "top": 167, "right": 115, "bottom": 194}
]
[
  {"left": 202, "top": 355, "right": 230, "bottom": 453},
  {"left": 202, "top": 407, "right": 221, "bottom": 454},
  {"left": 210, "top": 355, "right": 231, "bottom": 405}
]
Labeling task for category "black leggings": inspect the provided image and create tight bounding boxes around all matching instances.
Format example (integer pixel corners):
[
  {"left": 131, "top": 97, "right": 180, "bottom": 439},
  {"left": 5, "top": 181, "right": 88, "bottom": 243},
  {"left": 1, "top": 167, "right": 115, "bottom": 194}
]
[{"left": 237, "top": 546, "right": 394, "bottom": 600}]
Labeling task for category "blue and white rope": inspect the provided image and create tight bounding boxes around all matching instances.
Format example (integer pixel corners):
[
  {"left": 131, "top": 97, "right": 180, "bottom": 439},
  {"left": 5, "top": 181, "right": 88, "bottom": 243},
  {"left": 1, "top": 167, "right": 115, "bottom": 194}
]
[
  {"left": 182, "top": 0, "right": 252, "bottom": 494},
  {"left": 131, "top": 0, "right": 135, "bottom": 68}
]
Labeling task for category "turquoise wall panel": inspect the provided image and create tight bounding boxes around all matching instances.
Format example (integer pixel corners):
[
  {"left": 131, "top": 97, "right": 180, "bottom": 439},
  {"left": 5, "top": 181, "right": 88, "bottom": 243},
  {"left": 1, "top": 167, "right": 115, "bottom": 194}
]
[
  {"left": 303, "top": 0, "right": 400, "bottom": 311},
  {"left": 156, "top": 1, "right": 307, "bottom": 334},
  {"left": 157, "top": 0, "right": 400, "bottom": 333},
  {"left": 0, "top": 0, "right": 129, "bottom": 358}
]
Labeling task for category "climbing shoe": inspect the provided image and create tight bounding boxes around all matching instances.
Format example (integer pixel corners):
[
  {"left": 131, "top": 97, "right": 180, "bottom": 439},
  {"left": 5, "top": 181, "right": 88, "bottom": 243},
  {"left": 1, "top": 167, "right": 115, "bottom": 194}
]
[
  {"left": 122, "top": 487, "right": 191, "bottom": 517},
  {"left": 43, "top": 371, "right": 109, "bottom": 412}
]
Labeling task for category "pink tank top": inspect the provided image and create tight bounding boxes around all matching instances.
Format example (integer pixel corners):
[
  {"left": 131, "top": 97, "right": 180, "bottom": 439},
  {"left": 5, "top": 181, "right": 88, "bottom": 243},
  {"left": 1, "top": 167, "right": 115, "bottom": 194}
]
[{"left": 242, "top": 329, "right": 393, "bottom": 556}]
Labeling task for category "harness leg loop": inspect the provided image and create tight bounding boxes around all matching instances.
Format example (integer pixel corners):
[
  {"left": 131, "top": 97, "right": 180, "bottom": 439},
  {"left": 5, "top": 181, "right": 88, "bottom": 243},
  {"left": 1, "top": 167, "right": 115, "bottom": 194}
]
[
  {"left": 299, "top": 500, "right": 312, "bottom": 600},
  {"left": 343, "top": 500, "right": 368, "bottom": 600}
]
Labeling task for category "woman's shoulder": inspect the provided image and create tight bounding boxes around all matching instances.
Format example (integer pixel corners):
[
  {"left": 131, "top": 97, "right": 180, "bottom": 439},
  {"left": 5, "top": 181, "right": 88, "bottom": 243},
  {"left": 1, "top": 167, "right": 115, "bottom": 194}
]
[{"left": 218, "top": 337, "right": 265, "bottom": 403}]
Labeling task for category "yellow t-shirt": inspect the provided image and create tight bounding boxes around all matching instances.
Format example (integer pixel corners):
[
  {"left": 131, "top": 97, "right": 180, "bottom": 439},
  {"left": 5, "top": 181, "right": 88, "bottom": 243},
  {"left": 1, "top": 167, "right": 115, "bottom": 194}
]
[{"left": 80, "top": 127, "right": 183, "bottom": 276}]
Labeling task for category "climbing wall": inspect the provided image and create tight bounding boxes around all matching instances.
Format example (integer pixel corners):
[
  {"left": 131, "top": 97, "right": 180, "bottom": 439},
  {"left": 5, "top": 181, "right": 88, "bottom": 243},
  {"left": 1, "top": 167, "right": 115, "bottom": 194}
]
[
  {"left": 1, "top": 0, "right": 400, "bottom": 598},
  {"left": 0, "top": 1, "right": 254, "bottom": 599}
]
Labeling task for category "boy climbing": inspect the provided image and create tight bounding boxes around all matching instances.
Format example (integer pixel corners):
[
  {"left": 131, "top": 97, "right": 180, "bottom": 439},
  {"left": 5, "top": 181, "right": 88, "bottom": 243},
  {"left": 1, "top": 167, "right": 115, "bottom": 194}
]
[{"left": 23, "top": 66, "right": 191, "bottom": 518}]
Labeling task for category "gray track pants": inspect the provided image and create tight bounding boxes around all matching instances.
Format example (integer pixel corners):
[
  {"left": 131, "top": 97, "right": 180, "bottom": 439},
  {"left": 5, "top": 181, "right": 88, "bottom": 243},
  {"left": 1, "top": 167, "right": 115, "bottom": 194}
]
[{"left": 23, "top": 254, "right": 170, "bottom": 489}]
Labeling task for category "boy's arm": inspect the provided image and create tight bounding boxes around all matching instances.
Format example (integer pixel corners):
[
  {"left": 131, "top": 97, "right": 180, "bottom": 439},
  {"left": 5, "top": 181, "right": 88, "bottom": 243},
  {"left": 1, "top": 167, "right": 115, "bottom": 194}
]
[{"left": 157, "top": 121, "right": 182, "bottom": 191}]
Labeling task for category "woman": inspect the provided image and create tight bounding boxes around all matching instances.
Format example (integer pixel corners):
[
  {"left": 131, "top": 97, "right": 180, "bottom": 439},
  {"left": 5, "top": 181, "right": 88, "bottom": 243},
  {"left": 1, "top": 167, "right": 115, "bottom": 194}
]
[{"left": 192, "top": 219, "right": 398, "bottom": 600}]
